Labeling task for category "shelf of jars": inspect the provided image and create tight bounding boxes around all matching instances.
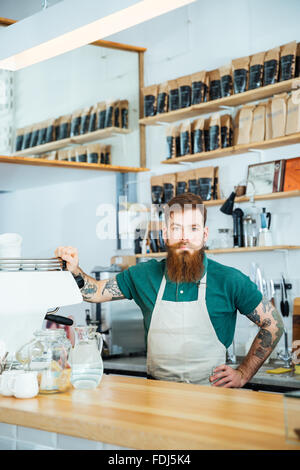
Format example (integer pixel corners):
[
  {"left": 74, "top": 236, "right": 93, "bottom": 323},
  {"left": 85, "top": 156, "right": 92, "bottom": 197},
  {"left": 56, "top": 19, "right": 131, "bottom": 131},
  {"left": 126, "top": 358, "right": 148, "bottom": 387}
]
[
  {"left": 161, "top": 132, "right": 300, "bottom": 165},
  {"left": 139, "top": 78, "right": 300, "bottom": 126},
  {"left": 135, "top": 245, "right": 300, "bottom": 258}
]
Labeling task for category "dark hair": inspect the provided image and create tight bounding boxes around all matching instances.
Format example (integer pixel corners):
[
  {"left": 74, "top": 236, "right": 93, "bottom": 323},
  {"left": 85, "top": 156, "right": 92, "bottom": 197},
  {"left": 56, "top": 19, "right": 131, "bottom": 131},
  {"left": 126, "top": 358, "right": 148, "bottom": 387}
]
[{"left": 165, "top": 192, "right": 207, "bottom": 225}]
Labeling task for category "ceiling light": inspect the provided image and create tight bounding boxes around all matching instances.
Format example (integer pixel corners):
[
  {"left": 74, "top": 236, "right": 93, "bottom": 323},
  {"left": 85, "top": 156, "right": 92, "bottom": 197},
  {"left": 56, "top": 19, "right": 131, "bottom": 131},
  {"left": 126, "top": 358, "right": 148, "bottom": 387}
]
[{"left": 0, "top": 0, "right": 195, "bottom": 71}]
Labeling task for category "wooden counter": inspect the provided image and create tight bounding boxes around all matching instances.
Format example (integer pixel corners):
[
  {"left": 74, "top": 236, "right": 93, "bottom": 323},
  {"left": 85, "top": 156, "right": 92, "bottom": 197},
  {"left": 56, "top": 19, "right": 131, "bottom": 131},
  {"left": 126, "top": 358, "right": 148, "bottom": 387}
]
[{"left": 0, "top": 375, "right": 299, "bottom": 450}]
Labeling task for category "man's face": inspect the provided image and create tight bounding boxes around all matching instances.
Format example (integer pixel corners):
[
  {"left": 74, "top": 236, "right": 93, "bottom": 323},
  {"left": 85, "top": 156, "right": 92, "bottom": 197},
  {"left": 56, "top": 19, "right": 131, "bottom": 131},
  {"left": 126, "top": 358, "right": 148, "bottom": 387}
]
[{"left": 164, "top": 207, "right": 208, "bottom": 253}]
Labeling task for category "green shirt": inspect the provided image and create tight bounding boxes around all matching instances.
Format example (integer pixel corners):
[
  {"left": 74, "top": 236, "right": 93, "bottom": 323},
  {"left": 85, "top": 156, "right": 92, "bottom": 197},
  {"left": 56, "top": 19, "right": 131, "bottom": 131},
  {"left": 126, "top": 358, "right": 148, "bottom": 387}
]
[{"left": 116, "top": 254, "right": 262, "bottom": 349}]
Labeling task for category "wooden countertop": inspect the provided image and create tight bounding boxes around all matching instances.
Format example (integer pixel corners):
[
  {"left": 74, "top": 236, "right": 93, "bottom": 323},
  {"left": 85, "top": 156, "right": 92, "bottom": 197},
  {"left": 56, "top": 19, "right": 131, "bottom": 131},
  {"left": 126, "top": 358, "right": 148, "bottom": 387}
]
[{"left": 0, "top": 375, "right": 299, "bottom": 450}]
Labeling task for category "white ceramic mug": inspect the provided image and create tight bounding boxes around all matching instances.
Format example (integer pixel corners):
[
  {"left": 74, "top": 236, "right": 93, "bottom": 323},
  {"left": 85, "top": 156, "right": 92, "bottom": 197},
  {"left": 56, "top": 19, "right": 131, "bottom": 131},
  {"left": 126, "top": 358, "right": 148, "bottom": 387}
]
[
  {"left": 12, "top": 371, "right": 38, "bottom": 399},
  {"left": 0, "top": 370, "right": 25, "bottom": 396}
]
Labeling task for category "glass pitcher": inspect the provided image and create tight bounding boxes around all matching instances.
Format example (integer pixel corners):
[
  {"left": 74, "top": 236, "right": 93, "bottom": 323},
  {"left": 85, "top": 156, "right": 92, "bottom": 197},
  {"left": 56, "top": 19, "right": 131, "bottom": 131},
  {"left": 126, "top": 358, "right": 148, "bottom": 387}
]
[{"left": 70, "top": 325, "right": 103, "bottom": 390}]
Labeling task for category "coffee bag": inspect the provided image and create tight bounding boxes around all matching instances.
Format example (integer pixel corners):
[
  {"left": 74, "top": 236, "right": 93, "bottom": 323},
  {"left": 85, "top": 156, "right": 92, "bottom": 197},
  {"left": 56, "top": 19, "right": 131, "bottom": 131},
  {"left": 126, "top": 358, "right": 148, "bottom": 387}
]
[
  {"left": 56, "top": 114, "right": 71, "bottom": 140},
  {"left": 234, "top": 105, "right": 254, "bottom": 145},
  {"left": 58, "top": 149, "right": 70, "bottom": 161},
  {"left": 270, "top": 93, "right": 288, "bottom": 138},
  {"left": 191, "top": 71, "right": 208, "bottom": 104},
  {"left": 157, "top": 82, "right": 169, "bottom": 114},
  {"left": 22, "top": 126, "right": 33, "bottom": 150},
  {"left": 165, "top": 125, "right": 178, "bottom": 160},
  {"left": 191, "top": 118, "right": 205, "bottom": 154},
  {"left": 177, "top": 75, "right": 192, "bottom": 108},
  {"left": 70, "top": 109, "right": 82, "bottom": 137},
  {"left": 265, "top": 99, "right": 273, "bottom": 141},
  {"left": 105, "top": 101, "right": 116, "bottom": 128},
  {"left": 88, "top": 105, "right": 97, "bottom": 133},
  {"left": 179, "top": 122, "right": 192, "bottom": 156},
  {"left": 195, "top": 166, "right": 215, "bottom": 201},
  {"left": 29, "top": 123, "right": 39, "bottom": 147},
  {"left": 208, "top": 69, "right": 221, "bottom": 101},
  {"left": 80, "top": 107, "right": 91, "bottom": 135},
  {"left": 248, "top": 51, "right": 265, "bottom": 90},
  {"left": 232, "top": 56, "right": 249, "bottom": 94},
  {"left": 143, "top": 85, "right": 158, "bottom": 117},
  {"left": 204, "top": 118, "right": 210, "bottom": 152},
  {"left": 15, "top": 127, "right": 25, "bottom": 152},
  {"left": 219, "top": 64, "right": 233, "bottom": 97},
  {"left": 220, "top": 114, "right": 233, "bottom": 148},
  {"left": 87, "top": 143, "right": 100, "bottom": 164},
  {"left": 175, "top": 171, "right": 188, "bottom": 195},
  {"left": 285, "top": 91, "right": 300, "bottom": 135},
  {"left": 120, "top": 100, "right": 129, "bottom": 129},
  {"left": 97, "top": 102, "right": 107, "bottom": 129},
  {"left": 209, "top": 113, "right": 221, "bottom": 151},
  {"left": 168, "top": 79, "right": 180, "bottom": 111},
  {"left": 250, "top": 103, "right": 266, "bottom": 143},
  {"left": 279, "top": 41, "right": 297, "bottom": 82},
  {"left": 296, "top": 42, "right": 300, "bottom": 78},
  {"left": 36, "top": 120, "right": 48, "bottom": 146},
  {"left": 263, "top": 46, "right": 280, "bottom": 86}
]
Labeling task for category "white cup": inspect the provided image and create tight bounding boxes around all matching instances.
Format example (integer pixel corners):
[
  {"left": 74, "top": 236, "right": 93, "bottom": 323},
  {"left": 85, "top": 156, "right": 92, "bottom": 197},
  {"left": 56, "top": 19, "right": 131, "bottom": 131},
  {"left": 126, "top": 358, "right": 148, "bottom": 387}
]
[
  {"left": 0, "top": 370, "right": 25, "bottom": 396},
  {"left": 12, "top": 371, "right": 39, "bottom": 399}
]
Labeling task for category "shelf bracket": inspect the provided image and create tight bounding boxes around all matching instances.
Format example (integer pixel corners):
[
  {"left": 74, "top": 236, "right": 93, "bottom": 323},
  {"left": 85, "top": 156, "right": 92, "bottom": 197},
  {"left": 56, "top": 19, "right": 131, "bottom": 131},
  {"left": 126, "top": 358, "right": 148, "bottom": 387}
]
[
  {"left": 219, "top": 105, "right": 235, "bottom": 112},
  {"left": 247, "top": 148, "right": 266, "bottom": 162},
  {"left": 178, "top": 161, "right": 195, "bottom": 166}
]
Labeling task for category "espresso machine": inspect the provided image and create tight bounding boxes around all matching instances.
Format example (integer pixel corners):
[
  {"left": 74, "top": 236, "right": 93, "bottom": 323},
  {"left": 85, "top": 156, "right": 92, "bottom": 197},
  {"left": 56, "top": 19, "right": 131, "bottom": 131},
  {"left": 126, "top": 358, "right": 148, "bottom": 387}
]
[
  {"left": 0, "top": 257, "right": 83, "bottom": 364},
  {"left": 88, "top": 265, "right": 146, "bottom": 357}
]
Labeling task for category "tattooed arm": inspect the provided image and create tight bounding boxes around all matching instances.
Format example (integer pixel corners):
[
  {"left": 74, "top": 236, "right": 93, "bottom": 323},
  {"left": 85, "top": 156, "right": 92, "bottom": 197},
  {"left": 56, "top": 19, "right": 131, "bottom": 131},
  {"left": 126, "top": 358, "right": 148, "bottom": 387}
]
[
  {"left": 211, "top": 297, "right": 284, "bottom": 388},
  {"left": 54, "top": 246, "right": 125, "bottom": 303}
]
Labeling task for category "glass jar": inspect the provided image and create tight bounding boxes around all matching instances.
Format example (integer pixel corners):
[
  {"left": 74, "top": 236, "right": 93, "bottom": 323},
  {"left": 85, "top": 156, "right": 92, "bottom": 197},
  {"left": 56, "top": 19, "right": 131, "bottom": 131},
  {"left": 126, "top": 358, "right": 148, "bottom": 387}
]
[
  {"left": 217, "top": 228, "right": 232, "bottom": 248},
  {"left": 16, "top": 329, "right": 72, "bottom": 394}
]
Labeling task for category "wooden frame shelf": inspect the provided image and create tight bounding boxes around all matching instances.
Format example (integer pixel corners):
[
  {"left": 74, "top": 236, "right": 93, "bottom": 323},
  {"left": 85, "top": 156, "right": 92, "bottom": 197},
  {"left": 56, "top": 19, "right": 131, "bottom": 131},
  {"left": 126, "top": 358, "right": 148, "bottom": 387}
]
[
  {"left": 139, "top": 78, "right": 300, "bottom": 126},
  {"left": 161, "top": 132, "right": 300, "bottom": 165},
  {"left": 13, "top": 127, "right": 131, "bottom": 158},
  {"left": 135, "top": 245, "right": 300, "bottom": 258},
  {"left": 205, "top": 190, "right": 300, "bottom": 207},
  {"left": 0, "top": 155, "right": 149, "bottom": 173}
]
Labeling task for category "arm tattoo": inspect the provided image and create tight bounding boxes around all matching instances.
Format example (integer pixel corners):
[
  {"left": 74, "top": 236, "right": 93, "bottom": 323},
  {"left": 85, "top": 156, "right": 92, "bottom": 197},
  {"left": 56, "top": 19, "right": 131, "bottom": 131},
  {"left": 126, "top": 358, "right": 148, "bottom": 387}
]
[
  {"left": 102, "top": 278, "right": 124, "bottom": 300},
  {"left": 81, "top": 277, "right": 98, "bottom": 301}
]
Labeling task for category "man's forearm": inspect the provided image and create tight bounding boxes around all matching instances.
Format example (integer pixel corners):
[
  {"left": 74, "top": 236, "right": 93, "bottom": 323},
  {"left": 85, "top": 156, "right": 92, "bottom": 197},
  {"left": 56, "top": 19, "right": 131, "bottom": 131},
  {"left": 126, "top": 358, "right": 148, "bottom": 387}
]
[
  {"left": 238, "top": 299, "right": 284, "bottom": 383},
  {"left": 76, "top": 268, "right": 125, "bottom": 303}
]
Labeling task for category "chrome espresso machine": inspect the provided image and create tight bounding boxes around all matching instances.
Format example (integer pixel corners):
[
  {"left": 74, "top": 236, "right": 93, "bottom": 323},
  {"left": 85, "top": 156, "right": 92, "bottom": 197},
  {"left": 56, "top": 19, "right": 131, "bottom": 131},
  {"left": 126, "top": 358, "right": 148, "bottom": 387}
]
[{"left": 87, "top": 265, "right": 146, "bottom": 358}]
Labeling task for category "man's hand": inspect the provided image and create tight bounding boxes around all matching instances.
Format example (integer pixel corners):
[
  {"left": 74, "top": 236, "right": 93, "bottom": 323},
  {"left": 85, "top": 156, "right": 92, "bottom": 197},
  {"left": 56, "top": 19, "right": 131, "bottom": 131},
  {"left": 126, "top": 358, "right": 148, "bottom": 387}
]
[
  {"left": 210, "top": 364, "right": 246, "bottom": 388},
  {"left": 55, "top": 246, "right": 80, "bottom": 275}
]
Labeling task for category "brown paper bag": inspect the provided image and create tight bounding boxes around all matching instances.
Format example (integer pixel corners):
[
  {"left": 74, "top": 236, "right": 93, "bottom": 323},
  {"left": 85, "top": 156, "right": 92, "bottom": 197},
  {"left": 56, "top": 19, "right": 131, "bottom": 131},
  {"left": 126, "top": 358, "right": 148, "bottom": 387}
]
[
  {"left": 191, "top": 118, "right": 205, "bottom": 154},
  {"left": 279, "top": 41, "right": 297, "bottom": 81},
  {"left": 22, "top": 125, "right": 33, "bottom": 150},
  {"left": 168, "top": 79, "right": 180, "bottom": 111},
  {"left": 179, "top": 122, "right": 192, "bottom": 156},
  {"left": 75, "top": 145, "right": 87, "bottom": 162},
  {"left": 191, "top": 71, "right": 208, "bottom": 104},
  {"left": 220, "top": 114, "right": 233, "bottom": 148},
  {"left": 56, "top": 114, "right": 71, "bottom": 140},
  {"left": 175, "top": 170, "right": 188, "bottom": 195},
  {"left": 157, "top": 82, "right": 169, "bottom": 114},
  {"left": 219, "top": 64, "right": 233, "bottom": 97},
  {"left": 263, "top": 46, "right": 280, "bottom": 86},
  {"left": 234, "top": 105, "right": 255, "bottom": 145},
  {"left": 70, "top": 109, "right": 83, "bottom": 137},
  {"left": 86, "top": 143, "right": 100, "bottom": 163},
  {"left": 195, "top": 166, "right": 215, "bottom": 200},
  {"left": 271, "top": 93, "right": 288, "bottom": 138},
  {"left": 208, "top": 69, "right": 221, "bottom": 101},
  {"left": 204, "top": 118, "right": 211, "bottom": 151},
  {"left": 15, "top": 127, "right": 25, "bottom": 151},
  {"left": 165, "top": 125, "right": 177, "bottom": 160},
  {"left": 162, "top": 173, "right": 176, "bottom": 203},
  {"left": 232, "top": 56, "right": 249, "bottom": 94},
  {"left": 80, "top": 107, "right": 91, "bottom": 134},
  {"left": 296, "top": 42, "right": 300, "bottom": 78},
  {"left": 209, "top": 113, "right": 221, "bottom": 150},
  {"left": 265, "top": 99, "right": 273, "bottom": 141},
  {"left": 88, "top": 105, "right": 97, "bottom": 133},
  {"left": 97, "top": 102, "right": 107, "bottom": 129},
  {"left": 177, "top": 75, "right": 192, "bottom": 108},
  {"left": 285, "top": 91, "right": 300, "bottom": 135},
  {"left": 68, "top": 147, "right": 77, "bottom": 162},
  {"left": 105, "top": 101, "right": 116, "bottom": 128},
  {"left": 250, "top": 104, "right": 266, "bottom": 143},
  {"left": 120, "top": 100, "right": 129, "bottom": 129},
  {"left": 248, "top": 51, "right": 265, "bottom": 90},
  {"left": 142, "top": 85, "right": 158, "bottom": 117},
  {"left": 57, "top": 149, "right": 70, "bottom": 161}
]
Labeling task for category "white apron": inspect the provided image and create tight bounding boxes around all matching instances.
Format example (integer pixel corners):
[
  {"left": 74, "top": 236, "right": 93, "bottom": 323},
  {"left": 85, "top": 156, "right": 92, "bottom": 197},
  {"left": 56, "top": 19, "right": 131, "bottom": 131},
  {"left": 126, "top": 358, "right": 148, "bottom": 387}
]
[{"left": 147, "top": 273, "right": 226, "bottom": 385}]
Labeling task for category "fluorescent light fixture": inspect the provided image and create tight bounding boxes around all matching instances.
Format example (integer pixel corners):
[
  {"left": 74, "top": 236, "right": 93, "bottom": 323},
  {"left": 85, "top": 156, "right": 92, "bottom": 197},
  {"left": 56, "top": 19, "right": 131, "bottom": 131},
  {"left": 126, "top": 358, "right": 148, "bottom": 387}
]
[{"left": 0, "top": 0, "right": 195, "bottom": 71}]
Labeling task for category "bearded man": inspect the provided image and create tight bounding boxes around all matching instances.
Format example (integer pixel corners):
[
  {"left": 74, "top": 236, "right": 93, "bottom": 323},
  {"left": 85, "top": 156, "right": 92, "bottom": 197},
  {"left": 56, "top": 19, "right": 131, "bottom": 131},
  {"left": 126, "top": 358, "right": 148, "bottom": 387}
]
[{"left": 55, "top": 193, "right": 283, "bottom": 387}]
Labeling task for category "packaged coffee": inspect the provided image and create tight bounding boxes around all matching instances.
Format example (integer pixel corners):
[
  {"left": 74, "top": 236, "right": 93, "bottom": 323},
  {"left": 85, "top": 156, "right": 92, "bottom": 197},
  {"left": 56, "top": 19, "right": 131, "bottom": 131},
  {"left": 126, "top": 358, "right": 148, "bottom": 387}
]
[
  {"left": 296, "top": 43, "right": 300, "bottom": 77},
  {"left": 29, "top": 123, "right": 39, "bottom": 147},
  {"left": 68, "top": 148, "right": 77, "bottom": 162},
  {"left": 45, "top": 118, "right": 55, "bottom": 144},
  {"left": 36, "top": 120, "right": 47, "bottom": 146},
  {"left": 265, "top": 99, "right": 273, "bottom": 141},
  {"left": 168, "top": 79, "right": 180, "bottom": 111},
  {"left": 209, "top": 113, "right": 221, "bottom": 151},
  {"left": 100, "top": 145, "right": 111, "bottom": 164},
  {"left": 15, "top": 127, "right": 25, "bottom": 151},
  {"left": 44, "top": 151, "right": 57, "bottom": 160},
  {"left": 175, "top": 171, "right": 188, "bottom": 195},
  {"left": 88, "top": 105, "right": 97, "bottom": 133},
  {"left": 120, "top": 100, "right": 129, "bottom": 129},
  {"left": 80, "top": 107, "right": 91, "bottom": 135},
  {"left": 177, "top": 75, "right": 192, "bottom": 108},
  {"left": 191, "top": 71, "right": 208, "bottom": 104},
  {"left": 151, "top": 175, "right": 164, "bottom": 204},
  {"left": 86, "top": 143, "right": 100, "bottom": 164},
  {"left": 191, "top": 118, "right": 205, "bottom": 154},
  {"left": 234, "top": 105, "right": 254, "bottom": 145},
  {"left": 143, "top": 85, "right": 158, "bottom": 117},
  {"left": 250, "top": 104, "right": 266, "bottom": 143},
  {"left": 70, "top": 109, "right": 82, "bottom": 137},
  {"left": 56, "top": 114, "right": 71, "bottom": 140},
  {"left": 165, "top": 125, "right": 176, "bottom": 160},
  {"left": 157, "top": 82, "right": 169, "bottom": 114},
  {"left": 195, "top": 166, "right": 215, "bottom": 201},
  {"left": 204, "top": 118, "right": 211, "bottom": 151},
  {"left": 232, "top": 56, "right": 249, "bottom": 94},
  {"left": 179, "top": 122, "right": 192, "bottom": 156},
  {"left": 248, "top": 51, "right": 265, "bottom": 90},
  {"left": 113, "top": 100, "right": 121, "bottom": 128},
  {"left": 270, "top": 92, "right": 287, "bottom": 138},
  {"left": 162, "top": 173, "right": 176, "bottom": 203},
  {"left": 75, "top": 145, "right": 87, "bottom": 162},
  {"left": 279, "top": 41, "right": 297, "bottom": 82},
  {"left": 209, "top": 69, "right": 221, "bottom": 101},
  {"left": 220, "top": 114, "right": 233, "bottom": 148},
  {"left": 285, "top": 91, "right": 300, "bottom": 135},
  {"left": 58, "top": 149, "right": 70, "bottom": 161},
  {"left": 22, "top": 126, "right": 33, "bottom": 150},
  {"left": 213, "top": 167, "right": 221, "bottom": 199},
  {"left": 219, "top": 64, "right": 233, "bottom": 97},
  {"left": 185, "top": 169, "right": 199, "bottom": 195},
  {"left": 97, "top": 102, "right": 107, "bottom": 129},
  {"left": 263, "top": 46, "right": 280, "bottom": 86},
  {"left": 105, "top": 101, "right": 115, "bottom": 128}
]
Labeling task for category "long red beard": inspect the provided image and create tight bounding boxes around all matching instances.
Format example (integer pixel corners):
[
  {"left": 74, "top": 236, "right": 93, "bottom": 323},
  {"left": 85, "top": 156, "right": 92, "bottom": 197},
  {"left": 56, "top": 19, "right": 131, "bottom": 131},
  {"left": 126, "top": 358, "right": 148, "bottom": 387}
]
[{"left": 166, "top": 241, "right": 205, "bottom": 283}]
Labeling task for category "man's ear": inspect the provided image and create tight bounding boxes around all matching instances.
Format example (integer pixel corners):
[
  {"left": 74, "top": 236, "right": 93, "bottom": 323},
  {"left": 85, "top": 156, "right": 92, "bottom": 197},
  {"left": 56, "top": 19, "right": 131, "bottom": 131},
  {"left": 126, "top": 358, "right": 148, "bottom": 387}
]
[
  {"left": 162, "top": 225, "right": 168, "bottom": 243},
  {"left": 203, "top": 226, "right": 209, "bottom": 245}
]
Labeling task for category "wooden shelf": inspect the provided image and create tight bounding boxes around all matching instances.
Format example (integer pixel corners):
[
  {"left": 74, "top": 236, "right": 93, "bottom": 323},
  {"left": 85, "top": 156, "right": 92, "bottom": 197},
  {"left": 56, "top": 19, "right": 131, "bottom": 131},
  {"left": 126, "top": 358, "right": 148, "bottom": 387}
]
[
  {"left": 13, "top": 127, "right": 131, "bottom": 157},
  {"left": 139, "top": 78, "right": 300, "bottom": 126},
  {"left": 135, "top": 245, "right": 300, "bottom": 258},
  {"left": 0, "top": 155, "right": 148, "bottom": 173},
  {"left": 205, "top": 190, "right": 300, "bottom": 207},
  {"left": 161, "top": 132, "right": 300, "bottom": 164}
]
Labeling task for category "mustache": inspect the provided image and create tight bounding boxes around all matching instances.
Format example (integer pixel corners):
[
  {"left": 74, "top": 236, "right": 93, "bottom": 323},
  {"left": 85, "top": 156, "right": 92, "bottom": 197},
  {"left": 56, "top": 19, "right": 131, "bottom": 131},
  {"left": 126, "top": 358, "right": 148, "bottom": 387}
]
[{"left": 166, "top": 241, "right": 199, "bottom": 250}]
